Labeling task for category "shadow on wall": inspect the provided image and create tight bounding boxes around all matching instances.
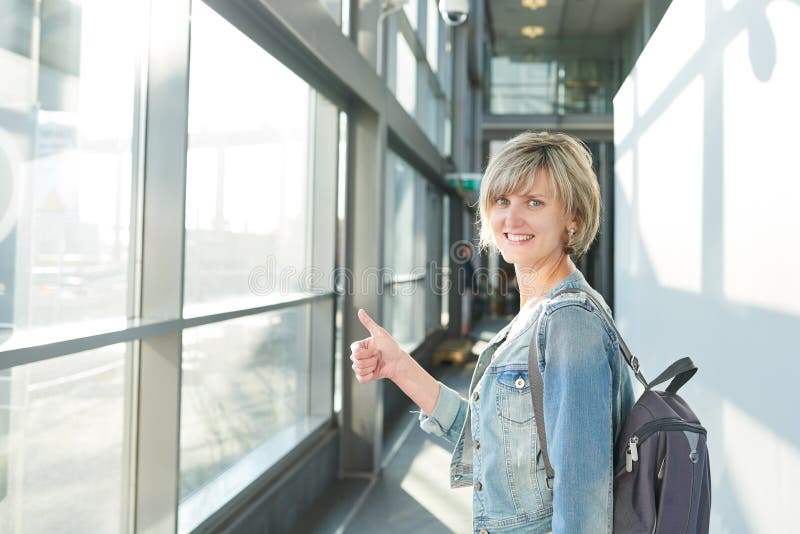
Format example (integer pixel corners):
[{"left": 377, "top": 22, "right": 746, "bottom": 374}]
[{"left": 612, "top": 0, "right": 800, "bottom": 533}]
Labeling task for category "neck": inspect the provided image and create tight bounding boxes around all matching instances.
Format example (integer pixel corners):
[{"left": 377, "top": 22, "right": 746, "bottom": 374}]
[{"left": 515, "top": 253, "right": 576, "bottom": 309}]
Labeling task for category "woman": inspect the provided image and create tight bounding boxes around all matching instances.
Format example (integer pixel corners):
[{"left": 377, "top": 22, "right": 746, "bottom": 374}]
[{"left": 350, "top": 131, "right": 635, "bottom": 533}]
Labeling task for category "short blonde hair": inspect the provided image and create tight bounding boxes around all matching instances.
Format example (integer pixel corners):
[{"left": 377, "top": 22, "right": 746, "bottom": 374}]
[{"left": 478, "top": 131, "right": 600, "bottom": 258}]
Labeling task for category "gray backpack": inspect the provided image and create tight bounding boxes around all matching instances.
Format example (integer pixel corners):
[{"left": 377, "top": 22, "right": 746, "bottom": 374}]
[{"left": 527, "top": 288, "right": 711, "bottom": 533}]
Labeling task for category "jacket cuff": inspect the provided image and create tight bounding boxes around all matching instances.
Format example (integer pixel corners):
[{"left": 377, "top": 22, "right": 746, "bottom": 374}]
[{"left": 418, "top": 381, "right": 463, "bottom": 436}]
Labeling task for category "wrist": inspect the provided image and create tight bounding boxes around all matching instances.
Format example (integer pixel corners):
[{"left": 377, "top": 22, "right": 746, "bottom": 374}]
[{"left": 389, "top": 349, "right": 412, "bottom": 382}]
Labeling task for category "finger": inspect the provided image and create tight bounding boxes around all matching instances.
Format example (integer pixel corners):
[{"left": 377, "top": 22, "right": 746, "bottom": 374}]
[
  {"left": 357, "top": 366, "right": 377, "bottom": 377},
  {"left": 352, "top": 361, "right": 376, "bottom": 375},
  {"left": 357, "top": 308, "right": 388, "bottom": 339},
  {"left": 355, "top": 371, "right": 374, "bottom": 384},
  {"left": 354, "top": 355, "right": 379, "bottom": 369},
  {"left": 350, "top": 338, "right": 375, "bottom": 355},
  {"left": 353, "top": 347, "right": 379, "bottom": 361},
  {"left": 350, "top": 339, "right": 370, "bottom": 353}
]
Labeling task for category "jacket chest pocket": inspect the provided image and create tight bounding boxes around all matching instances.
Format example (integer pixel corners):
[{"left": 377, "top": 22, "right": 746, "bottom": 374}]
[
  {"left": 496, "top": 370, "right": 534, "bottom": 425},
  {"left": 493, "top": 369, "right": 550, "bottom": 515}
]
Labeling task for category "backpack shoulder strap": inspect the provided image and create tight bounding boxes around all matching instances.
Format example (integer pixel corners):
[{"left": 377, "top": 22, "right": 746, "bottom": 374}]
[{"left": 527, "top": 287, "right": 649, "bottom": 488}]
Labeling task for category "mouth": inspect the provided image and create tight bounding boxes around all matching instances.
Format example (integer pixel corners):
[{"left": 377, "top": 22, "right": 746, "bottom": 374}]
[{"left": 503, "top": 232, "right": 534, "bottom": 245}]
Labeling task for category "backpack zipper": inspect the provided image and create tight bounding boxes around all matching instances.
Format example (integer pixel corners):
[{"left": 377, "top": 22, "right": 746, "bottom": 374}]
[{"left": 625, "top": 419, "right": 706, "bottom": 473}]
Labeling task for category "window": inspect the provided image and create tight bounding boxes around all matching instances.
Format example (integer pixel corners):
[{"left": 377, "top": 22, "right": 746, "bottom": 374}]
[
  {"left": 0, "top": 0, "right": 141, "bottom": 334},
  {"left": 489, "top": 57, "right": 559, "bottom": 114},
  {"left": 393, "top": 32, "right": 418, "bottom": 117},
  {"left": 0, "top": 344, "right": 129, "bottom": 533},
  {"left": 179, "top": 307, "right": 316, "bottom": 518},
  {"left": 488, "top": 54, "right": 614, "bottom": 115},
  {"left": 404, "top": 0, "right": 419, "bottom": 31},
  {"left": 426, "top": 0, "right": 440, "bottom": 72},
  {"left": 425, "top": 184, "right": 444, "bottom": 331},
  {"left": 0, "top": 1, "right": 142, "bottom": 529},
  {"left": 384, "top": 152, "right": 431, "bottom": 348},
  {"left": 184, "top": 1, "right": 313, "bottom": 314},
  {"left": 178, "top": 3, "right": 338, "bottom": 529}
]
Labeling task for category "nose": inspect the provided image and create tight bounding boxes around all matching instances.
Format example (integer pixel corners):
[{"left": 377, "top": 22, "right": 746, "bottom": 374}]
[{"left": 504, "top": 201, "right": 526, "bottom": 227}]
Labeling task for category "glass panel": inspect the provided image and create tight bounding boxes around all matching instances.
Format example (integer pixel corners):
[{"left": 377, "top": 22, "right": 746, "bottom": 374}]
[
  {"left": 184, "top": 0, "right": 311, "bottom": 312},
  {"left": 404, "top": 0, "right": 419, "bottom": 30},
  {"left": 384, "top": 152, "right": 427, "bottom": 347},
  {"left": 0, "top": 0, "right": 140, "bottom": 334},
  {"left": 393, "top": 33, "right": 417, "bottom": 116},
  {"left": 489, "top": 57, "right": 558, "bottom": 114},
  {"left": 441, "top": 25, "right": 453, "bottom": 101},
  {"left": 0, "top": 344, "right": 128, "bottom": 533},
  {"left": 426, "top": 187, "right": 443, "bottom": 331},
  {"left": 562, "top": 59, "right": 613, "bottom": 114},
  {"left": 387, "top": 152, "right": 416, "bottom": 275},
  {"left": 422, "top": 74, "right": 439, "bottom": 147},
  {"left": 488, "top": 54, "right": 615, "bottom": 115},
  {"left": 426, "top": 0, "right": 439, "bottom": 72},
  {"left": 387, "top": 280, "right": 422, "bottom": 348},
  {"left": 179, "top": 305, "right": 312, "bottom": 505}
]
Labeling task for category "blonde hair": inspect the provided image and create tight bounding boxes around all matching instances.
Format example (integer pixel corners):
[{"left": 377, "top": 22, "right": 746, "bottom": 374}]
[{"left": 478, "top": 131, "right": 600, "bottom": 258}]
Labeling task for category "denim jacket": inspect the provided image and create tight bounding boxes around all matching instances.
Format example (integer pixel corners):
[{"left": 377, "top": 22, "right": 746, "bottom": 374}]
[{"left": 419, "top": 270, "right": 635, "bottom": 533}]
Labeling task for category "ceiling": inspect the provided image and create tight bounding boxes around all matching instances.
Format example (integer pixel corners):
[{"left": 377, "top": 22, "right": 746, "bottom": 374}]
[{"left": 486, "top": 0, "right": 645, "bottom": 60}]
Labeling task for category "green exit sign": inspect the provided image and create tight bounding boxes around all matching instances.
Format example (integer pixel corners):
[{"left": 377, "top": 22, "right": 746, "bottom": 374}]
[{"left": 446, "top": 172, "right": 482, "bottom": 191}]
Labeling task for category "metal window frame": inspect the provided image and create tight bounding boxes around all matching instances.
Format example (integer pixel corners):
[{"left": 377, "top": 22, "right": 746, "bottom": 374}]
[
  {"left": 0, "top": 293, "right": 335, "bottom": 370},
  {"left": 131, "top": 0, "right": 192, "bottom": 530}
]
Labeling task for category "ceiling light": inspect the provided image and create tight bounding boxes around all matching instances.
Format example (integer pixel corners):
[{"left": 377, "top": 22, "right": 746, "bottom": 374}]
[
  {"left": 521, "top": 0, "right": 548, "bottom": 10},
  {"left": 521, "top": 25, "right": 545, "bottom": 39}
]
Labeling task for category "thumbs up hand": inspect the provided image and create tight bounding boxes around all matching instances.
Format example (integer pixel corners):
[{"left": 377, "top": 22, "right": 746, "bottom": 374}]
[{"left": 350, "top": 308, "right": 406, "bottom": 384}]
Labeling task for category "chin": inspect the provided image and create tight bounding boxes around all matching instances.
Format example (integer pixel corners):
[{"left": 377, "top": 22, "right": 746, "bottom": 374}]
[{"left": 499, "top": 248, "right": 523, "bottom": 265}]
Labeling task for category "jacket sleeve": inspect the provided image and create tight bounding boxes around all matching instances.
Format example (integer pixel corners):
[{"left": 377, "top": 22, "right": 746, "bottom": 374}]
[
  {"left": 417, "top": 381, "right": 469, "bottom": 445},
  {"left": 541, "top": 304, "right": 615, "bottom": 534}
]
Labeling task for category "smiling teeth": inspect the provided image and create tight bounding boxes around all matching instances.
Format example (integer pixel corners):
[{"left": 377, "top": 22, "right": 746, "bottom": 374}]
[{"left": 507, "top": 234, "right": 533, "bottom": 242}]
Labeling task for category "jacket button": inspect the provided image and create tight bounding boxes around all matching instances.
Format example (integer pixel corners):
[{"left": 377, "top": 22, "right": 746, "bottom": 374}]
[
  {"left": 479, "top": 530, "right": 489, "bottom": 534},
  {"left": 472, "top": 390, "right": 479, "bottom": 401},
  {"left": 474, "top": 440, "right": 480, "bottom": 450},
  {"left": 474, "top": 481, "right": 483, "bottom": 491}
]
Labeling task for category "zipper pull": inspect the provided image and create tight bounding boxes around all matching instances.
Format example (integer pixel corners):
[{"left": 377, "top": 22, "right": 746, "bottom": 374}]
[
  {"left": 625, "top": 436, "right": 639, "bottom": 473},
  {"left": 657, "top": 457, "right": 666, "bottom": 480}
]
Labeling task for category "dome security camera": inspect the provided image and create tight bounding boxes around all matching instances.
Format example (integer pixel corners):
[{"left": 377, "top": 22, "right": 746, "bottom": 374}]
[{"left": 439, "top": 0, "right": 469, "bottom": 26}]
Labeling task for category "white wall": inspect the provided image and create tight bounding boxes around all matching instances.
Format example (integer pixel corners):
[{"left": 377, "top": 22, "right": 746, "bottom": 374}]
[{"left": 613, "top": 1, "right": 800, "bottom": 532}]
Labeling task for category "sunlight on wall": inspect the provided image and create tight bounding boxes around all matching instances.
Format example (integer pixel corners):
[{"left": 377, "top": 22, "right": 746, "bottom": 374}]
[
  {"left": 614, "top": 1, "right": 800, "bottom": 532},
  {"left": 614, "top": 74, "right": 704, "bottom": 293},
  {"left": 722, "top": 399, "right": 800, "bottom": 532},
  {"left": 637, "top": 76, "right": 704, "bottom": 293},
  {"left": 635, "top": 0, "right": 705, "bottom": 114},
  {"left": 721, "top": 1, "right": 800, "bottom": 317}
]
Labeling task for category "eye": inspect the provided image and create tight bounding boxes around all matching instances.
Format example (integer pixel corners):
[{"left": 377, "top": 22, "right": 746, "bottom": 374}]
[
  {"left": 495, "top": 197, "right": 510, "bottom": 206},
  {"left": 528, "top": 199, "right": 543, "bottom": 207}
]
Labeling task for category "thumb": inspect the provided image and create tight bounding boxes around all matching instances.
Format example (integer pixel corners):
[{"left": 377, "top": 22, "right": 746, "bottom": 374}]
[{"left": 358, "top": 308, "right": 387, "bottom": 338}]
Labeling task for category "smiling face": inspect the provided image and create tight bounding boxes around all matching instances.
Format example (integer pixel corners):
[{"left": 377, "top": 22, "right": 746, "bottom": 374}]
[
  {"left": 489, "top": 168, "right": 576, "bottom": 267},
  {"left": 478, "top": 132, "right": 601, "bottom": 262}
]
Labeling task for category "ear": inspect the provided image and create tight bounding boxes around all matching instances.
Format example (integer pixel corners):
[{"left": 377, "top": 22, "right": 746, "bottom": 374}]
[{"left": 567, "top": 213, "right": 580, "bottom": 230}]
